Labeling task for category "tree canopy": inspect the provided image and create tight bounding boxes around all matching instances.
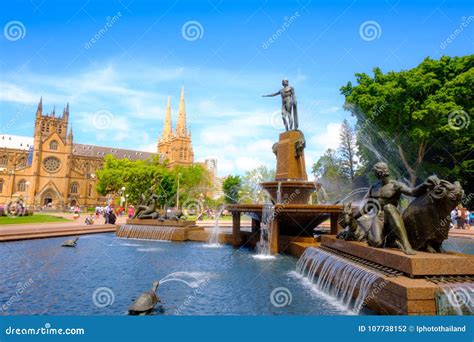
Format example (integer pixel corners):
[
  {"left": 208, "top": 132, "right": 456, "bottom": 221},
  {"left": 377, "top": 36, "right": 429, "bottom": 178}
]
[
  {"left": 340, "top": 55, "right": 473, "bottom": 197},
  {"left": 223, "top": 175, "right": 242, "bottom": 204},
  {"left": 96, "top": 155, "right": 211, "bottom": 208}
]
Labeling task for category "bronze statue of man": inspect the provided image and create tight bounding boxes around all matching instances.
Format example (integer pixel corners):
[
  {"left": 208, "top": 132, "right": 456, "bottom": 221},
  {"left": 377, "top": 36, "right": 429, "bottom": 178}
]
[
  {"left": 354, "top": 162, "right": 439, "bottom": 255},
  {"left": 263, "top": 79, "right": 298, "bottom": 131}
]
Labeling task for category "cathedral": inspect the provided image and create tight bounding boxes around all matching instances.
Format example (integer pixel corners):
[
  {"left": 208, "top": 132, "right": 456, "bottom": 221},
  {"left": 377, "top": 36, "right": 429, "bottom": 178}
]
[{"left": 0, "top": 88, "right": 194, "bottom": 208}]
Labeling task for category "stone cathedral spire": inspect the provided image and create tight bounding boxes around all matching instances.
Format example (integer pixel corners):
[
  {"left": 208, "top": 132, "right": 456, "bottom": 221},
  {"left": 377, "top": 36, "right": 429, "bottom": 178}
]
[
  {"left": 176, "top": 86, "right": 187, "bottom": 137},
  {"left": 162, "top": 96, "right": 172, "bottom": 141},
  {"left": 157, "top": 88, "right": 194, "bottom": 166}
]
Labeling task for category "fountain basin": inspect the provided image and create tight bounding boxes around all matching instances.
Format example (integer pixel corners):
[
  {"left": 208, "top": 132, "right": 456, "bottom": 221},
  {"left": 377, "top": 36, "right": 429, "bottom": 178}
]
[{"left": 260, "top": 181, "right": 315, "bottom": 204}]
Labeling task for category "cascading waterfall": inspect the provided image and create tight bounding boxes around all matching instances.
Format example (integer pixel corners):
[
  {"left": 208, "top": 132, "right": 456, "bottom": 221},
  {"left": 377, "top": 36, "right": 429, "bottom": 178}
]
[
  {"left": 276, "top": 182, "right": 282, "bottom": 204},
  {"left": 439, "top": 284, "right": 474, "bottom": 315},
  {"left": 116, "top": 225, "right": 176, "bottom": 241},
  {"left": 255, "top": 202, "right": 275, "bottom": 258},
  {"left": 296, "top": 247, "right": 379, "bottom": 313},
  {"left": 206, "top": 206, "right": 225, "bottom": 246}
]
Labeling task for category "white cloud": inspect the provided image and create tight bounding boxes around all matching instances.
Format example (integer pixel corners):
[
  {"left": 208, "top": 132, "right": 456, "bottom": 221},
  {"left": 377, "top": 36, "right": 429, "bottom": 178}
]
[{"left": 309, "top": 122, "right": 341, "bottom": 152}]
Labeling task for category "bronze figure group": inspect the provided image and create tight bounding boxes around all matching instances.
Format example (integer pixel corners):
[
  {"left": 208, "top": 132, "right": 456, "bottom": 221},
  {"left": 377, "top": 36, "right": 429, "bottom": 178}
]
[{"left": 337, "top": 162, "right": 464, "bottom": 255}]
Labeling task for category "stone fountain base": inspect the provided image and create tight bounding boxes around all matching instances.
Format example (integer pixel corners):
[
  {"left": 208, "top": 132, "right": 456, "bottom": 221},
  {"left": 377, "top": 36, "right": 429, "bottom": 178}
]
[
  {"left": 260, "top": 181, "right": 315, "bottom": 204},
  {"left": 116, "top": 219, "right": 203, "bottom": 241},
  {"left": 294, "top": 236, "right": 474, "bottom": 315}
]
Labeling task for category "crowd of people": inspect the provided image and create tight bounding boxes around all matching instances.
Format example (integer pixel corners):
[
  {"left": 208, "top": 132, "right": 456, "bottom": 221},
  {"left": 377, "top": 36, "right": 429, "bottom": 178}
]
[{"left": 450, "top": 205, "right": 473, "bottom": 230}]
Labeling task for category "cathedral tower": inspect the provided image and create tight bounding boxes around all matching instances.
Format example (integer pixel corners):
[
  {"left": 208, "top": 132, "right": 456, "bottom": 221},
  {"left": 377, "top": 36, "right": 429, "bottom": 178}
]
[{"left": 157, "top": 88, "right": 194, "bottom": 166}]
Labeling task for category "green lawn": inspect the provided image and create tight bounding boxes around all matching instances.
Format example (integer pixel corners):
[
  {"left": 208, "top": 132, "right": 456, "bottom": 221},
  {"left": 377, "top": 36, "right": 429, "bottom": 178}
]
[{"left": 0, "top": 214, "right": 71, "bottom": 225}]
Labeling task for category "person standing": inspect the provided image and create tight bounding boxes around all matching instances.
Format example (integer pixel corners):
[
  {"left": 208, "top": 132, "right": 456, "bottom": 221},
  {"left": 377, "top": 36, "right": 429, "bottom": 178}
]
[
  {"left": 457, "top": 206, "right": 467, "bottom": 229},
  {"left": 450, "top": 208, "right": 458, "bottom": 229},
  {"left": 127, "top": 205, "right": 135, "bottom": 219}
]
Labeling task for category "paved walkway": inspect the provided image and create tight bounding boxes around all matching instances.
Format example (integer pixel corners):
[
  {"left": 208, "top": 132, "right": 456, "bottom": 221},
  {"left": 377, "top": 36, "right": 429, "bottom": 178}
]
[
  {"left": 0, "top": 213, "right": 121, "bottom": 242},
  {"left": 449, "top": 227, "right": 474, "bottom": 238}
]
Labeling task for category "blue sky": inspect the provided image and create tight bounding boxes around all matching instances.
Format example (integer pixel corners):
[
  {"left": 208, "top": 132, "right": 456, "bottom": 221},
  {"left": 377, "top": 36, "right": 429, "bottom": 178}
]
[{"left": 0, "top": 0, "right": 473, "bottom": 176}]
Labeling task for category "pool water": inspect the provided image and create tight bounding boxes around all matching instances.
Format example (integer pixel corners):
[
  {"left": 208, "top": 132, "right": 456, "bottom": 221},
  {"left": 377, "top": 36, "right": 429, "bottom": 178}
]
[
  {"left": 0, "top": 233, "right": 360, "bottom": 315},
  {"left": 0, "top": 234, "right": 471, "bottom": 316}
]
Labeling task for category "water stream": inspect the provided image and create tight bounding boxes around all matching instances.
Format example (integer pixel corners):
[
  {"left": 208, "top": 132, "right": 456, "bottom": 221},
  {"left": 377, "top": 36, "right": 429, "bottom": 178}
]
[
  {"left": 254, "top": 202, "right": 275, "bottom": 259},
  {"left": 116, "top": 224, "right": 176, "bottom": 241},
  {"left": 296, "top": 247, "right": 379, "bottom": 314},
  {"left": 206, "top": 205, "right": 225, "bottom": 247}
]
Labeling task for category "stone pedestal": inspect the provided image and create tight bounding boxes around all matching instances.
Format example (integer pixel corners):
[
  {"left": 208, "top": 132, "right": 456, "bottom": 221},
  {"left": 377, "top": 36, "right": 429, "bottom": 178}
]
[
  {"left": 275, "top": 130, "right": 307, "bottom": 180},
  {"left": 321, "top": 235, "right": 474, "bottom": 277}
]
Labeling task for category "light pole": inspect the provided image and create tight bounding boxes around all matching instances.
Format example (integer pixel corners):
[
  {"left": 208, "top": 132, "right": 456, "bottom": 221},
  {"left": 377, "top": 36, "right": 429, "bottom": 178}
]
[
  {"left": 25, "top": 181, "right": 31, "bottom": 207},
  {"left": 120, "top": 186, "right": 126, "bottom": 206},
  {"left": 176, "top": 173, "right": 181, "bottom": 210}
]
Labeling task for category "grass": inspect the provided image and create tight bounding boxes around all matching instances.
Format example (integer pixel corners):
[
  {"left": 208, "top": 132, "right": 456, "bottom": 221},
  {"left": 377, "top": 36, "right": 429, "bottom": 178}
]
[{"left": 0, "top": 213, "right": 71, "bottom": 225}]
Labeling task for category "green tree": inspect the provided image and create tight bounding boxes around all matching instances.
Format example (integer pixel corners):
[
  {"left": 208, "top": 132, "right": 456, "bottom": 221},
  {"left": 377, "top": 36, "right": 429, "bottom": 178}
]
[
  {"left": 96, "top": 155, "right": 176, "bottom": 207},
  {"left": 223, "top": 175, "right": 242, "bottom": 204},
  {"left": 340, "top": 55, "right": 473, "bottom": 191},
  {"left": 338, "top": 119, "right": 358, "bottom": 184},
  {"left": 241, "top": 165, "right": 275, "bottom": 203},
  {"left": 312, "top": 148, "right": 351, "bottom": 202},
  {"left": 172, "top": 164, "right": 212, "bottom": 207}
]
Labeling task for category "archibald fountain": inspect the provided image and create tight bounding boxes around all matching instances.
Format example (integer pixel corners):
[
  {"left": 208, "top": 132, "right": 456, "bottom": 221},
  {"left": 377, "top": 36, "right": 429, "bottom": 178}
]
[
  {"left": 116, "top": 80, "right": 473, "bottom": 315},
  {"left": 227, "top": 80, "right": 473, "bottom": 315}
]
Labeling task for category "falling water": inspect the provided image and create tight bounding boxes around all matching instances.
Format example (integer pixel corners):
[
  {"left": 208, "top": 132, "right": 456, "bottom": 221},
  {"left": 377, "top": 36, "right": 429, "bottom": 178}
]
[
  {"left": 116, "top": 224, "right": 176, "bottom": 241},
  {"left": 206, "top": 205, "right": 225, "bottom": 247},
  {"left": 254, "top": 202, "right": 275, "bottom": 259},
  {"left": 276, "top": 182, "right": 282, "bottom": 204},
  {"left": 296, "top": 247, "right": 379, "bottom": 313},
  {"left": 438, "top": 284, "right": 474, "bottom": 315}
]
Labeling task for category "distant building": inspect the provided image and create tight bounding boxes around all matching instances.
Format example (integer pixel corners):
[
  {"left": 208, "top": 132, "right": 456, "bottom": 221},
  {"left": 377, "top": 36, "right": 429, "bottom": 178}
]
[{"left": 203, "top": 158, "right": 225, "bottom": 200}]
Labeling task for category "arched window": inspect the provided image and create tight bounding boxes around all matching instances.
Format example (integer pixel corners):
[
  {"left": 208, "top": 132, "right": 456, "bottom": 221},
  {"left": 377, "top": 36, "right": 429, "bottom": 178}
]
[
  {"left": 49, "top": 140, "right": 58, "bottom": 150},
  {"left": 17, "top": 157, "right": 26, "bottom": 168},
  {"left": 88, "top": 184, "right": 92, "bottom": 197},
  {"left": 0, "top": 179, "right": 3, "bottom": 193},
  {"left": 70, "top": 182, "right": 79, "bottom": 194},
  {"left": 17, "top": 179, "right": 27, "bottom": 192},
  {"left": 85, "top": 163, "right": 91, "bottom": 179},
  {"left": 0, "top": 155, "right": 7, "bottom": 166}
]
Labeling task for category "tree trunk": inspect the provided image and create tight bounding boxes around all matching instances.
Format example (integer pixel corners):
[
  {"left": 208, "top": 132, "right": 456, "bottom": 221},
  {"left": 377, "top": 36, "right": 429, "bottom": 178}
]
[{"left": 397, "top": 142, "right": 426, "bottom": 186}]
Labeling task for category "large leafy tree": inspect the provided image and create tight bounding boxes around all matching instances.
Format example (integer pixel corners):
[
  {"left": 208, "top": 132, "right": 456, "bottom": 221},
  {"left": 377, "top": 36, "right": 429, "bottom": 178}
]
[
  {"left": 96, "top": 155, "right": 176, "bottom": 207},
  {"left": 340, "top": 55, "right": 473, "bottom": 192},
  {"left": 223, "top": 175, "right": 242, "bottom": 204},
  {"left": 171, "top": 164, "right": 212, "bottom": 207}
]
